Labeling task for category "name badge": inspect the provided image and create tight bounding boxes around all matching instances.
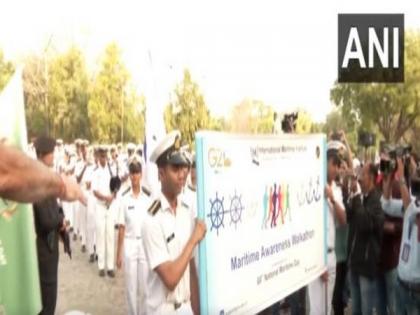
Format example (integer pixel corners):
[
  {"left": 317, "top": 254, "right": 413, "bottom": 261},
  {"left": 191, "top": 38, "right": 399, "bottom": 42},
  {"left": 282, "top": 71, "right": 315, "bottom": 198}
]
[
  {"left": 402, "top": 243, "right": 410, "bottom": 263},
  {"left": 128, "top": 206, "right": 135, "bottom": 210},
  {"left": 166, "top": 233, "right": 175, "bottom": 244}
]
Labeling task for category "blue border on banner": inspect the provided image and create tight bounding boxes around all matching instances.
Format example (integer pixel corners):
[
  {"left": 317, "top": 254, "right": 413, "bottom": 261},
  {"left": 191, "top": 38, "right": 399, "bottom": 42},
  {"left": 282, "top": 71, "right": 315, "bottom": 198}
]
[
  {"left": 323, "top": 135, "right": 328, "bottom": 265},
  {"left": 195, "top": 133, "right": 209, "bottom": 315}
]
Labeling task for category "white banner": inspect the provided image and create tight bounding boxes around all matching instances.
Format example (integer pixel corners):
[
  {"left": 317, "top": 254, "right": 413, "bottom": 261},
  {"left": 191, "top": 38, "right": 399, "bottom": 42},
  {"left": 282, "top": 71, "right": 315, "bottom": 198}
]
[{"left": 196, "top": 132, "right": 328, "bottom": 315}]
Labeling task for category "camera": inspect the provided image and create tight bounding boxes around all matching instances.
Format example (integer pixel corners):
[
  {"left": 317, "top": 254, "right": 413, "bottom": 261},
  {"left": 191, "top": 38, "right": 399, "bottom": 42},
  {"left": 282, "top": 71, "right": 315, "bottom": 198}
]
[
  {"left": 358, "top": 131, "right": 376, "bottom": 148},
  {"left": 281, "top": 112, "right": 298, "bottom": 133},
  {"left": 379, "top": 144, "right": 412, "bottom": 176}
]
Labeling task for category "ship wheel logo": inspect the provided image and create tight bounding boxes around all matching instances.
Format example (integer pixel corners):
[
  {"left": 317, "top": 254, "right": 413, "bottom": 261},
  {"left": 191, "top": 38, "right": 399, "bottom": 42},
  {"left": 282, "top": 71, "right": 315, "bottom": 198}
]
[
  {"left": 208, "top": 193, "right": 227, "bottom": 235},
  {"left": 229, "top": 191, "right": 244, "bottom": 229}
]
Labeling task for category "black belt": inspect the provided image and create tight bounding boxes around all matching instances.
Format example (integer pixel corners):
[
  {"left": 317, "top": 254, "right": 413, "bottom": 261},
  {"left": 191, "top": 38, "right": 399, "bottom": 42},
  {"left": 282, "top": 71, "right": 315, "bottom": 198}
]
[{"left": 398, "top": 277, "right": 420, "bottom": 293}]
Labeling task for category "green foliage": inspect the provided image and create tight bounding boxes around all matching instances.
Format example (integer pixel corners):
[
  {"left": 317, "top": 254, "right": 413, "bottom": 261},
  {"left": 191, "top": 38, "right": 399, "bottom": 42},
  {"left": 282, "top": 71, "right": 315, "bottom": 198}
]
[
  {"left": 164, "top": 69, "right": 212, "bottom": 146},
  {"left": 23, "top": 55, "right": 49, "bottom": 139},
  {"left": 48, "top": 46, "right": 90, "bottom": 140},
  {"left": 0, "top": 50, "right": 14, "bottom": 92},
  {"left": 88, "top": 43, "right": 144, "bottom": 143},
  {"left": 330, "top": 31, "right": 420, "bottom": 144},
  {"left": 295, "top": 110, "right": 313, "bottom": 134}
]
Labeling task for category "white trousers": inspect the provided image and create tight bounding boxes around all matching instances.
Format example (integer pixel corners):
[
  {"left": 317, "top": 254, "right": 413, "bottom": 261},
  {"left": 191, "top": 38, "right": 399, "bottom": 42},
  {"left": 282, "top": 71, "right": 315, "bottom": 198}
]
[
  {"left": 308, "top": 252, "right": 336, "bottom": 315},
  {"left": 86, "top": 195, "right": 97, "bottom": 254},
  {"left": 62, "top": 201, "right": 74, "bottom": 227},
  {"left": 95, "top": 202, "right": 115, "bottom": 270},
  {"left": 77, "top": 200, "right": 87, "bottom": 246},
  {"left": 124, "top": 238, "right": 148, "bottom": 315}
]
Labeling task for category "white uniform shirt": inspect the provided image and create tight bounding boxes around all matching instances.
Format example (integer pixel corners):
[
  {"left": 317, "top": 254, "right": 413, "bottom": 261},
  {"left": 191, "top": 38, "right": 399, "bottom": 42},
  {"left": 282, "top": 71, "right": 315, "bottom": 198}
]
[
  {"left": 118, "top": 188, "right": 150, "bottom": 239},
  {"left": 381, "top": 196, "right": 420, "bottom": 283},
  {"left": 92, "top": 164, "right": 112, "bottom": 205},
  {"left": 142, "top": 193, "right": 194, "bottom": 313},
  {"left": 327, "top": 181, "right": 344, "bottom": 251}
]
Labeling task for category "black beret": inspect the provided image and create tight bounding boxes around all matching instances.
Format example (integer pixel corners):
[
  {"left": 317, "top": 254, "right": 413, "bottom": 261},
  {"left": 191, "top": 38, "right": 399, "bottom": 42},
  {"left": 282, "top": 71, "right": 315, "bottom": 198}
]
[{"left": 34, "top": 136, "right": 56, "bottom": 156}]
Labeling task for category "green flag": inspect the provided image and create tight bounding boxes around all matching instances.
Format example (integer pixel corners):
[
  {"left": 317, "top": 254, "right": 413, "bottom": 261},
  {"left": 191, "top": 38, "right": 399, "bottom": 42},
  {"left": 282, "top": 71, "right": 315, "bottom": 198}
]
[{"left": 0, "top": 69, "right": 42, "bottom": 315}]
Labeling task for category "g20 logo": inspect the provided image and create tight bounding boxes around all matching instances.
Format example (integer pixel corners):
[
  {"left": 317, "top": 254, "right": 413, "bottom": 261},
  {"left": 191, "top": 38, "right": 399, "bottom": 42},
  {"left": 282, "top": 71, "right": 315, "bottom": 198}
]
[{"left": 208, "top": 148, "right": 231, "bottom": 169}]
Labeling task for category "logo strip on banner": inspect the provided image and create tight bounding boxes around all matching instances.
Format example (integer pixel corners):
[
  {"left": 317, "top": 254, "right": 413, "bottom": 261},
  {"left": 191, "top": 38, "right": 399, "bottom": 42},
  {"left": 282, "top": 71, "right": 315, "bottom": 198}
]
[{"left": 195, "top": 133, "right": 210, "bottom": 315}]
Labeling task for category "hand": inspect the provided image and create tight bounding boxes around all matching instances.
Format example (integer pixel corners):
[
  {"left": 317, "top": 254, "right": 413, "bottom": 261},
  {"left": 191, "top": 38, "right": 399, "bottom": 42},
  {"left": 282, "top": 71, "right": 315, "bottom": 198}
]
[
  {"left": 191, "top": 219, "right": 207, "bottom": 245},
  {"left": 324, "top": 185, "right": 334, "bottom": 201},
  {"left": 60, "top": 174, "right": 87, "bottom": 206},
  {"left": 321, "top": 270, "right": 329, "bottom": 283},
  {"left": 60, "top": 219, "right": 68, "bottom": 232},
  {"left": 116, "top": 254, "right": 123, "bottom": 269},
  {"left": 396, "top": 157, "right": 404, "bottom": 181},
  {"left": 104, "top": 195, "right": 115, "bottom": 204},
  {"left": 339, "top": 130, "right": 346, "bottom": 141}
]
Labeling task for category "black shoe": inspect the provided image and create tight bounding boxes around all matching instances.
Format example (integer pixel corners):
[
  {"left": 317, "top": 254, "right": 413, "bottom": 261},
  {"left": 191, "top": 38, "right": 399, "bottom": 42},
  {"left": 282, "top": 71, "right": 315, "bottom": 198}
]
[
  {"left": 95, "top": 254, "right": 98, "bottom": 261},
  {"left": 81, "top": 245, "right": 86, "bottom": 253},
  {"left": 73, "top": 234, "right": 77, "bottom": 241},
  {"left": 89, "top": 254, "right": 94, "bottom": 263},
  {"left": 107, "top": 270, "right": 115, "bottom": 278},
  {"left": 99, "top": 270, "right": 105, "bottom": 277}
]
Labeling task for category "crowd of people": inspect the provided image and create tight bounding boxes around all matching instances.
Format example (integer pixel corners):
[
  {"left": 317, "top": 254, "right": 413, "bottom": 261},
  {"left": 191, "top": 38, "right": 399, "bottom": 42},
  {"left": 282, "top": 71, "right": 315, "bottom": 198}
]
[
  {"left": 2, "top": 126, "right": 420, "bottom": 315},
  {"left": 24, "top": 132, "right": 204, "bottom": 315},
  {"left": 262, "top": 130, "right": 420, "bottom": 315}
]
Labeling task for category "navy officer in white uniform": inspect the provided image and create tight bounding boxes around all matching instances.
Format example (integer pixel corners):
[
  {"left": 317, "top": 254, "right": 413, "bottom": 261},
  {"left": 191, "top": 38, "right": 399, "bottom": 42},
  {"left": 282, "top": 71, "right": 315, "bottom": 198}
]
[
  {"left": 116, "top": 154, "right": 151, "bottom": 315},
  {"left": 141, "top": 130, "right": 206, "bottom": 315}
]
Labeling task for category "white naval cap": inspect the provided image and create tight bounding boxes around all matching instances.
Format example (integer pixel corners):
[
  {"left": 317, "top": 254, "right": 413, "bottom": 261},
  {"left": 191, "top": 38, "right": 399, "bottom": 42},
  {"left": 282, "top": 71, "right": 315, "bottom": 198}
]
[
  {"left": 150, "top": 130, "right": 189, "bottom": 166},
  {"left": 127, "top": 143, "right": 136, "bottom": 151}
]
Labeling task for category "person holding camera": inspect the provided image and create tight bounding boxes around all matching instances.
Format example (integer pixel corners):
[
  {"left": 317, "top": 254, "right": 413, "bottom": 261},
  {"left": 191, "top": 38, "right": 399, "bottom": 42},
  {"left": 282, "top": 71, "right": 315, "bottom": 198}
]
[
  {"left": 381, "top": 157, "right": 420, "bottom": 314},
  {"left": 346, "top": 162, "right": 384, "bottom": 315}
]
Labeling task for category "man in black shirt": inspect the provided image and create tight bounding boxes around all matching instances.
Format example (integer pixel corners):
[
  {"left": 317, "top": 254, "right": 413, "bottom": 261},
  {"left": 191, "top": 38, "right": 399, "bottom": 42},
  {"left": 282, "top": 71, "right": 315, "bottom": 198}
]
[{"left": 33, "top": 136, "right": 67, "bottom": 315}]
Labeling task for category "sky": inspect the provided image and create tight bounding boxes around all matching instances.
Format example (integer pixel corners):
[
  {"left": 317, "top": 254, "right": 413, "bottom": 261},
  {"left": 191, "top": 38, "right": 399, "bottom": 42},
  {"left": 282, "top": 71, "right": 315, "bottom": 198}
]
[{"left": 1, "top": 0, "right": 420, "bottom": 122}]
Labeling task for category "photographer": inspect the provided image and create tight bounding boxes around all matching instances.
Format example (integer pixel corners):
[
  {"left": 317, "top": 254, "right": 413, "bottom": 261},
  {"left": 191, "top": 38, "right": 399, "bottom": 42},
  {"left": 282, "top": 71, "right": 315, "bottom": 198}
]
[
  {"left": 346, "top": 162, "right": 384, "bottom": 315},
  {"left": 381, "top": 158, "right": 420, "bottom": 313},
  {"left": 376, "top": 151, "right": 406, "bottom": 315}
]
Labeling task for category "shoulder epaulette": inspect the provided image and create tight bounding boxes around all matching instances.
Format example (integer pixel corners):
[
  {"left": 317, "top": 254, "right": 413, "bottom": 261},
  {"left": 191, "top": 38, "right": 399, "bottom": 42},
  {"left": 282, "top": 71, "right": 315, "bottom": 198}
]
[
  {"left": 181, "top": 201, "right": 190, "bottom": 209},
  {"left": 142, "top": 186, "right": 151, "bottom": 197},
  {"left": 122, "top": 187, "right": 131, "bottom": 196},
  {"left": 188, "top": 185, "right": 196, "bottom": 192},
  {"left": 148, "top": 200, "right": 161, "bottom": 216}
]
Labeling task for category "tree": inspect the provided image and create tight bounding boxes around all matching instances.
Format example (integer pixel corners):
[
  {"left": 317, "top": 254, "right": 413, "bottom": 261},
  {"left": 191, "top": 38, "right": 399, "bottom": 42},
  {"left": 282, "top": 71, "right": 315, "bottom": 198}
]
[
  {"left": 164, "top": 69, "right": 211, "bottom": 146},
  {"left": 295, "top": 110, "right": 313, "bottom": 134},
  {"left": 47, "top": 46, "right": 90, "bottom": 140},
  {"left": 23, "top": 55, "right": 49, "bottom": 139},
  {"left": 0, "top": 50, "right": 14, "bottom": 92},
  {"left": 88, "top": 43, "right": 143, "bottom": 143},
  {"left": 330, "top": 31, "right": 420, "bottom": 144},
  {"left": 229, "top": 99, "right": 274, "bottom": 134}
]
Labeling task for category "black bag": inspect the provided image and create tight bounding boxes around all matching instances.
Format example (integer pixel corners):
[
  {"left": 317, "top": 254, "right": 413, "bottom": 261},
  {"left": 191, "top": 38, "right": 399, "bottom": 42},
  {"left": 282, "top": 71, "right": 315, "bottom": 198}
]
[{"left": 108, "top": 162, "right": 121, "bottom": 193}]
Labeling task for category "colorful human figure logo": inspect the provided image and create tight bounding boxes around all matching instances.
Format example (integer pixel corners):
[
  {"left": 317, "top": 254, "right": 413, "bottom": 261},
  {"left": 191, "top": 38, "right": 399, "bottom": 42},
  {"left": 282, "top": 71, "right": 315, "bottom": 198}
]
[
  {"left": 262, "top": 182, "right": 293, "bottom": 230},
  {"left": 271, "top": 184, "right": 278, "bottom": 228}
]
